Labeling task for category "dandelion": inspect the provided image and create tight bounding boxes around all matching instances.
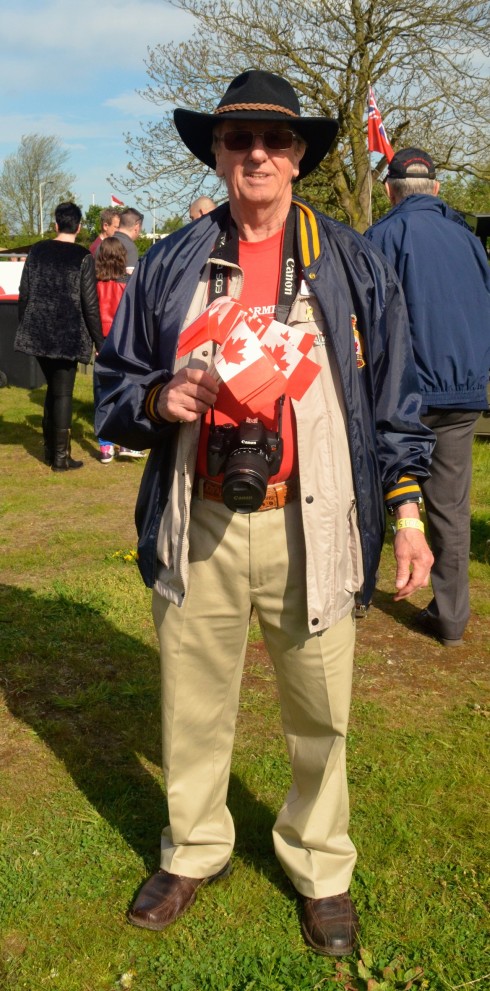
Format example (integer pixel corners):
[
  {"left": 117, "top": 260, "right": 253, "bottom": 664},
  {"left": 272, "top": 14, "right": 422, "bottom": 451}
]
[{"left": 111, "top": 549, "right": 138, "bottom": 564}]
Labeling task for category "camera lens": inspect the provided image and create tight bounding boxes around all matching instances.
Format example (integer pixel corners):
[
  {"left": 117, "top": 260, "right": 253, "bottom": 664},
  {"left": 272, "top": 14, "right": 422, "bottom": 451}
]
[{"left": 222, "top": 449, "right": 269, "bottom": 513}]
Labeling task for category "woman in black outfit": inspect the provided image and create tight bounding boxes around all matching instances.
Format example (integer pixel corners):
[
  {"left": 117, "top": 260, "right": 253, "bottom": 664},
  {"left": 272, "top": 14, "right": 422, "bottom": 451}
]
[{"left": 15, "top": 202, "right": 103, "bottom": 471}]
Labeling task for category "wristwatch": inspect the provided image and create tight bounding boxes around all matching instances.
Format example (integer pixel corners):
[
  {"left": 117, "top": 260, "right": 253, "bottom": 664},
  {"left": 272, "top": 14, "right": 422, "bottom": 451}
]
[{"left": 387, "top": 497, "right": 422, "bottom": 516}]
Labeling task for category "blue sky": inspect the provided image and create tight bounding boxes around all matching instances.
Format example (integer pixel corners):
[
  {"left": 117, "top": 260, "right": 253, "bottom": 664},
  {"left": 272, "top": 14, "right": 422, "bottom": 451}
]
[{"left": 1, "top": 0, "right": 195, "bottom": 222}]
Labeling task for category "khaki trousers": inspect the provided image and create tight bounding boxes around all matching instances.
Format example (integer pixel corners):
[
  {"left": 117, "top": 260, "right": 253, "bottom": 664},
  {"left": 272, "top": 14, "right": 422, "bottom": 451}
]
[{"left": 152, "top": 496, "right": 357, "bottom": 899}]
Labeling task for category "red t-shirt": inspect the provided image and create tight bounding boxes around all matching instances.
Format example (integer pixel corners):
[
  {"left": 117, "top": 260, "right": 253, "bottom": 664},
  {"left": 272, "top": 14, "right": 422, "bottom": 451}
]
[
  {"left": 97, "top": 279, "right": 127, "bottom": 336},
  {"left": 195, "top": 228, "right": 298, "bottom": 482}
]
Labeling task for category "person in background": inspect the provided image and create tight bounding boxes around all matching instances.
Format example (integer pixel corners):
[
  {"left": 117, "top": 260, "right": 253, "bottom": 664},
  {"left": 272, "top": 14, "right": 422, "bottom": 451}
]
[
  {"left": 89, "top": 208, "right": 120, "bottom": 256},
  {"left": 365, "top": 147, "right": 490, "bottom": 646},
  {"left": 94, "top": 237, "right": 129, "bottom": 463},
  {"left": 95, "top": 71, "right": 434, "bottom": 955},
  {"left": 189, "top": 195, "right": 217, "bottom": 221},
  {"left": 15, "top": 201, "right": 103, "bottom": 471},
  {"left": 114, "top": 208, "right": 144, "bottom": 272}
]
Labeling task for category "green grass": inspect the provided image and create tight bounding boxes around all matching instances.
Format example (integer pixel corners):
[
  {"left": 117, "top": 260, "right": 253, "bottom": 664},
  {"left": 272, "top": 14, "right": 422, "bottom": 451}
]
[{"left": 0, "top": 377, "right": 489, "bottom": 991}]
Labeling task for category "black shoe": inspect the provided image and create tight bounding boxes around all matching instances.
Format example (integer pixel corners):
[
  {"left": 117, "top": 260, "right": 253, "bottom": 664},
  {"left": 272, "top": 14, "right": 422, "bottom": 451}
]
[
  {"left": 417, "top": 609, "right": 463, "bottom": 647},
  {"left": 51, "top": 429, "right": 83, "bottom": 471}
]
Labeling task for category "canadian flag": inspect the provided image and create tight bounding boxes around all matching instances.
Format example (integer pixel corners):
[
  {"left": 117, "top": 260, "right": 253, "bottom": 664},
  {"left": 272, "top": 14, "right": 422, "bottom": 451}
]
[
  {"left": 254, "top": 319, "right": 317, "bottom": 357},
  {"left": 111, "top": 194, "right": 124, "bottom": 207},
  {"left": 176, "top": 298, "right": 247, "bottom": 358},
  {"left": 212, "top": 320, "right": 286, "bottom": 413},
  {"left": 257, "top": 320, "right": 320, "bottom": 400}
]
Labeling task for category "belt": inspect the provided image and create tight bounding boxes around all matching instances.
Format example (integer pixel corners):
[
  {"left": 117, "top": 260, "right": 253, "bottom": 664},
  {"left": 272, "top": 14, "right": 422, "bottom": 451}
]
[{"left": 193, "top": 476, "right": 299, "bottom": 511}]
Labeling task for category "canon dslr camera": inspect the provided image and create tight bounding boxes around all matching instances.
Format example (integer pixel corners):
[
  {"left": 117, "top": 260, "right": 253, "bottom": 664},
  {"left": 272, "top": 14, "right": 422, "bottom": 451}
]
[{"left": 207, "top": 418, "right": 283, "bottom": 513}]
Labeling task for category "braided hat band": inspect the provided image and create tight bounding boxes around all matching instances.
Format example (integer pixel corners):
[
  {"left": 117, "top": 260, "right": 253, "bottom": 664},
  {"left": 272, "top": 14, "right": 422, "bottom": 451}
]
[
  {"left": 174, "top": 69, "right": 339, "bottom": 181},
  {"left": 214, "top": 102, "right": 298, "bottom": 118}
]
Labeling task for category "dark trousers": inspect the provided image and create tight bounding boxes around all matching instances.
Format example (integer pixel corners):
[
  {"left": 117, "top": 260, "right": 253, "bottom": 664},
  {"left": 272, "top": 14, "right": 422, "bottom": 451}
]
[
  {"left": 37, "top": 357, "right": 78, "bottom": 432},
  {"left": 421, "top": 409, "right": 479, "bottom": 640}
]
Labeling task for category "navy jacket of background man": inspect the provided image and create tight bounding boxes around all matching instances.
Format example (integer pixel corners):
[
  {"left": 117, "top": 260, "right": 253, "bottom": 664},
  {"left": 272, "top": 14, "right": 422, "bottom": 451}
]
[
  {"left": 365, "top": 195, "right": 490, "bottom": 412},
  {"left": 95, "top": 199, "right": 433, "bottom": 605}
]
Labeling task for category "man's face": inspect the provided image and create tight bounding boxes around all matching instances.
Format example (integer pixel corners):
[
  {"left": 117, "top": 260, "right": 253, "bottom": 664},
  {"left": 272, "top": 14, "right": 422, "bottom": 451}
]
[
  {"left": 104, "top": 215, "right": 120, "bottom": 237},
  {"left": 214, "top": 121, "right": 305, "bottom": 217},
  {"left": 129, "top": 220, "right": 142, "bottom": 242}
]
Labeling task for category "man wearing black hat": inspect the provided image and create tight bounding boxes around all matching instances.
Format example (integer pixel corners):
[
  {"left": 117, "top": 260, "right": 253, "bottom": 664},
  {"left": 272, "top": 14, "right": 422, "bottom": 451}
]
[
  {"left": 366, "top": 148, "right": 490, "bottom": 647},
  {"left": 95, "top": 73, "right": 434, "bottom": 954}
]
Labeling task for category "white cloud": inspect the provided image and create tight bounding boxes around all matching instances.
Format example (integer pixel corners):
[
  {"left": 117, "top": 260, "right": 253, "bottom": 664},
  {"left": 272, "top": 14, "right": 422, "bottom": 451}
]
[
  {"left": 103, "top": 90, "right": 159, "bottom": 117},
  {"left": 0, "top": 112, "right": 131, "bottom": 145},
  {"left": 0, "top": 0, "right": 195, "bottom": 91}
]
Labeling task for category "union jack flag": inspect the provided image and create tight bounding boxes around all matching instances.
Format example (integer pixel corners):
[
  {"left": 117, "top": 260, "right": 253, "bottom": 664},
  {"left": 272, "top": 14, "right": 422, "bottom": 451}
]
[{"left": 367, "top": 86, "right": 394, "bottom": 161}]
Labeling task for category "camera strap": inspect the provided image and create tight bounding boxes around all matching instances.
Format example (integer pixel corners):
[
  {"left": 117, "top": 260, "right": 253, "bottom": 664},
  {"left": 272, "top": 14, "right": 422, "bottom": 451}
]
[
  {"left": 207, "top": 204, "right": 299, "bottom": 323},
  {"left": 208, "top": 206, "right": 297, "bottom": 436}
]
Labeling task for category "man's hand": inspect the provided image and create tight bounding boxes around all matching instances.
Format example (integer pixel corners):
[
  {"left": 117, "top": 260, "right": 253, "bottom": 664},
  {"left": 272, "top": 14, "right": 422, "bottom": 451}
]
[
  {"left": 157, "top": 367, "right": 219, "bottom": 423},
  {"left": 393, "top": 526, "right": 433, "bottom": 601}
]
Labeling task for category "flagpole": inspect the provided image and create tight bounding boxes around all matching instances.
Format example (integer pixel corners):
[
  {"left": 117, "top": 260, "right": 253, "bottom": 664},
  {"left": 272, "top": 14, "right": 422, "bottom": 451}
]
[
  {"left": 366, "top": 84, "right": 394, "bottom": 227},
  {"left": 367, "top": 84, "right": 374, "bottom": 227}
]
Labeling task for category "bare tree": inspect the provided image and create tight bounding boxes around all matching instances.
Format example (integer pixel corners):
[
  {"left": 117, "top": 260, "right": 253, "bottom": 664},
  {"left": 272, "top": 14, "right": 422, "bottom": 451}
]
[
  {"left": 0, "top": 135, "right": 76, "bottom": 236},
  {"left": 115, "top": 0, "right": 490, "bottom": 230}
]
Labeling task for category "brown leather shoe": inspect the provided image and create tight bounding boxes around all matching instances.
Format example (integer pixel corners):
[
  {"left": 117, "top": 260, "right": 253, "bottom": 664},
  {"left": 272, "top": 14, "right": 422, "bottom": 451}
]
[
  {"left": 301, "top": 892, "right": 359, "bottom": 956},
  {"left": 127, "top": 861, "right": 231, "bottom": 931}
]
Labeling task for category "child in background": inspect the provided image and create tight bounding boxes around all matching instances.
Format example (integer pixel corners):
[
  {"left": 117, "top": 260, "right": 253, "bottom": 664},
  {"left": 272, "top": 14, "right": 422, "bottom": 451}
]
[{"left": 95, "top": 237, "right": 146, "bottom": 463}]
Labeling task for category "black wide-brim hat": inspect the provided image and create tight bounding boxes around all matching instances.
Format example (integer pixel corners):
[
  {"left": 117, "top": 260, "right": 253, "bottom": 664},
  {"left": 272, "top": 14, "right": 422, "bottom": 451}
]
[{"left": 174, "top": 69, "right": 339, "bottom": 181}]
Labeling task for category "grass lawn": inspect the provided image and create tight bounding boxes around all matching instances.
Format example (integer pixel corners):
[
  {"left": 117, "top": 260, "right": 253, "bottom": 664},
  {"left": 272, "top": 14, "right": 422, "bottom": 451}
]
[{"left": 0, "top": 375, "right": 489, "bottom": 991}]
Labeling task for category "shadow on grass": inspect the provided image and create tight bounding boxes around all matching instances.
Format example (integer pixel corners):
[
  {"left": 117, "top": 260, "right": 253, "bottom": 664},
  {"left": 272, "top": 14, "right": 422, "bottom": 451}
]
[
  {"left": 0, "top": 411, "right": 46, "bottom": 462},
  {"left": 470, "top": 512, "right": 490, "bottom": 563},
  {"left": 0, "top": 582, "right": 283, "bottom": 889},
  {"left": 0, "top": 384, "right": 104, "bottom": 462},
  {"left": 369, "top": 587, "right": 421, "bottom": 624}
]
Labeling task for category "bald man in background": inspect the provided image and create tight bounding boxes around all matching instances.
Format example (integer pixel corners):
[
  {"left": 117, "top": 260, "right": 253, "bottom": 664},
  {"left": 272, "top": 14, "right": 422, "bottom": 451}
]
[{"left": 189, "top": 196, "right": 217, "bottom": 221}]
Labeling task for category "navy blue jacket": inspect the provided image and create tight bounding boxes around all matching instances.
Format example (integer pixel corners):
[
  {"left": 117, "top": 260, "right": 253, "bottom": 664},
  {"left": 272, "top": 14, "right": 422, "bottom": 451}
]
[
  {"left": 95, "top": 199, "right": 433, "bottom": 603},
  {"left": 365, "top": 195, "right": 490, "bottom": 412}
]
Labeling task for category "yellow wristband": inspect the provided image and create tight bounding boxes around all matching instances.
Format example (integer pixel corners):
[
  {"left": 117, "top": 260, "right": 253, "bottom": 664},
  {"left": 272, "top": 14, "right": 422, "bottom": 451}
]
[{"left": 395, "top": 518, "right": 424, "bottom": 533}]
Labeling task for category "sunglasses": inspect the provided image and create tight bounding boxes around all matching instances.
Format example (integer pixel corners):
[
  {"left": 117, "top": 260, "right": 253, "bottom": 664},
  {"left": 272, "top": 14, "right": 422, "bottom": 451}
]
[{"left": 217, "top": 129, "right": 298, "bottom": 152}]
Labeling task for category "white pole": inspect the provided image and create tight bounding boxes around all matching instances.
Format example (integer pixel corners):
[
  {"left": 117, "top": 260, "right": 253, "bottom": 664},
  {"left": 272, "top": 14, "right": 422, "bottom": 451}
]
[
  {"left": 367, "top": 155, "right": 373, "bottom": 228},
  {"left": 39, "top": 180, "right": 53, "bottom": 236},
  {"left": 39, "top": 181, "right": 46, "bottom": 236}
]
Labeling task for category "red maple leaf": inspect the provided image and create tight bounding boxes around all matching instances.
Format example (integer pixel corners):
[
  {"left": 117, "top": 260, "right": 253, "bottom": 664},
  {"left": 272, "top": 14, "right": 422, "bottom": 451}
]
[
  {"left": 220, "top": 334, "right": 247, "bottom": 365},
  {"left": 269, "top": 343, "right": 289, "bottom": 372}
]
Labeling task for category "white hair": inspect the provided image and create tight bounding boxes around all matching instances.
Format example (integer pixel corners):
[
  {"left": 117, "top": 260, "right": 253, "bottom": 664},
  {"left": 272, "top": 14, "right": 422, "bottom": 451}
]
[{"left": 386, "top": 164, "right": 438, "bottom": 203}]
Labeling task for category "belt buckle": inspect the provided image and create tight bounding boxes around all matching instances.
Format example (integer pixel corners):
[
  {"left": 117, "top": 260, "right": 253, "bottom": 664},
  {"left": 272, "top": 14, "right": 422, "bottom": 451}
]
[
  {"left": 259, "top": 489, "right": 277, "bottom": 512},
  {"left": 259, "top": 481, "right": 287, "bottom": 511}
]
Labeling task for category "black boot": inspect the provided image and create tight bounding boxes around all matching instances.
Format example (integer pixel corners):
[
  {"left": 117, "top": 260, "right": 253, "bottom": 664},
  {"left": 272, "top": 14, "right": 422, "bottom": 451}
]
[
  {"left": 42, "top": 410, "right": 54, "bottom": 465},
  {"left": 51, "top": 429, "right": 83, "bottom": 472}
]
